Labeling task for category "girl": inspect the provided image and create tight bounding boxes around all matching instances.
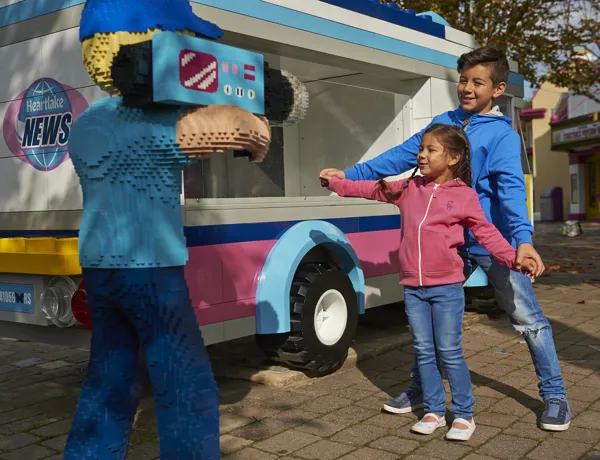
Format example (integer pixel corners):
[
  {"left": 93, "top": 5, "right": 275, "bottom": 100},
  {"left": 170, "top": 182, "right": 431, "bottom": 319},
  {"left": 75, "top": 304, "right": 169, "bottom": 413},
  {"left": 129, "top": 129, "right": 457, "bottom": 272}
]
[{"left": 320, "top": 124, "right": 539, "bottom": 441}]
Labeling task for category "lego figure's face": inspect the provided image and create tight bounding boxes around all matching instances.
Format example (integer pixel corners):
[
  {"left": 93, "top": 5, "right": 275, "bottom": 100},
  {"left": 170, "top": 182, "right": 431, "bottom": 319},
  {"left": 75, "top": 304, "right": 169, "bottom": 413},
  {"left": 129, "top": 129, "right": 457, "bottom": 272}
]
[{"left": 82, "top": 28, "right": 195, "bottom": 92}]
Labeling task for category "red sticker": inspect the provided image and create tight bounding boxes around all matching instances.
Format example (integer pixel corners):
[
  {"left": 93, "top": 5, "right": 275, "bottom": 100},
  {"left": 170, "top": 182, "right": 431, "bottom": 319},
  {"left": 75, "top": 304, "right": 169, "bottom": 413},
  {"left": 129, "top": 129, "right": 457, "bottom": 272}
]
[
  {"left": 243, "top": 63, "right": 256, "bottom": 82},
  {"left": 179, "top": 49, "right": 219, "bottom": 93}
]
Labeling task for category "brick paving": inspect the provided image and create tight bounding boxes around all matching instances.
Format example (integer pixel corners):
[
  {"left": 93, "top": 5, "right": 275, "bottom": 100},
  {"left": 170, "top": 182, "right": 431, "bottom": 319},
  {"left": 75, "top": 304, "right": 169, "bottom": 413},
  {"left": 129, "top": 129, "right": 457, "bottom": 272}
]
[{"left": 0, "top": 222, "right": 599, "bottom": 459}]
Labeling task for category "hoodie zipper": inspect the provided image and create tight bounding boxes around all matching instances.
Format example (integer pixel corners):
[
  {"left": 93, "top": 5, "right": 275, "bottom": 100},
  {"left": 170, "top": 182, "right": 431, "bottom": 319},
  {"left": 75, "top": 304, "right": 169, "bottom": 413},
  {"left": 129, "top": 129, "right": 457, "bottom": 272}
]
[
  {"left": 417, "top": 184, "right": 439, "bottom": 286},
  {"left": 462, "top": 114, "right": 471, "bottom": 129}
]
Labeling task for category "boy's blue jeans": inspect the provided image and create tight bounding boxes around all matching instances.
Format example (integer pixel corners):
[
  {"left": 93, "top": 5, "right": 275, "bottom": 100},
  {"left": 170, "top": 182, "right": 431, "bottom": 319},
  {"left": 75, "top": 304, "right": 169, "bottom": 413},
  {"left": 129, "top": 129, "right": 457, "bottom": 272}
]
[
  {"left": 64, "top": 267, "right": 219, "bottom": 460},
  {"left": 405, "top": 282, "right": 475, "bottom": 419},
  {"left": 409, "top": 254, "right": 567, "bottom": 402}
]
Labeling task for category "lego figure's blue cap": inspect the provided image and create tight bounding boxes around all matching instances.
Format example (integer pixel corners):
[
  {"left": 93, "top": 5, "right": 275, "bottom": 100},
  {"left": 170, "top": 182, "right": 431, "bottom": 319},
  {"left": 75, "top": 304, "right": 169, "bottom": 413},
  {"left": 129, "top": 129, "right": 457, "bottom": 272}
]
[{"left": 79, "top": 0, "right": 223, "bottom": 41}]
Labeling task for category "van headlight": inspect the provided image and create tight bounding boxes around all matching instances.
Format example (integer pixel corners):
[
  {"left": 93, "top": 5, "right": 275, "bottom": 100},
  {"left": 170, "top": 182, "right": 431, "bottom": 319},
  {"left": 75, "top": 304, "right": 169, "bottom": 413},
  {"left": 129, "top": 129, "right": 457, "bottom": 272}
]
[{"left": 40, "top": 276, "right": 78, "bottom": 328}]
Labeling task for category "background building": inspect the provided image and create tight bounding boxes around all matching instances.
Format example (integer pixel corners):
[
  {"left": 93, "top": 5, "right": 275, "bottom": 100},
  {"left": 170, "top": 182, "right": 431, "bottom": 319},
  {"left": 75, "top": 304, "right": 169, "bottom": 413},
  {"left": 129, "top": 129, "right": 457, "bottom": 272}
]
[
  {"left": 550, "top": 89, "right": 600, "bottom": 222},
  {"left": 520, "top": 82, "right": 568, "bottom": 221}
]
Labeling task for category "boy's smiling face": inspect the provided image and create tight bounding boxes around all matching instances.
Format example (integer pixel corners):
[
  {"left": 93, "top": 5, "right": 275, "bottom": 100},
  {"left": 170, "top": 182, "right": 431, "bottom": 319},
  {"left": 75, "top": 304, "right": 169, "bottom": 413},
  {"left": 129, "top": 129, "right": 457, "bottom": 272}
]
[{"left": 457, "top": 64, "right": 506, "bottom": 114}]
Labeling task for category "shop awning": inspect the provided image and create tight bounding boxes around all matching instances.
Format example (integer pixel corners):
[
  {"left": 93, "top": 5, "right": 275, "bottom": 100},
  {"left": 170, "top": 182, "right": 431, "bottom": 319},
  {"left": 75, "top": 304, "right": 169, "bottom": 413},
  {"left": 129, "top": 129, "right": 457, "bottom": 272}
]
[{"left": 551, "top": 112, "right": 600, "bottom": 151}]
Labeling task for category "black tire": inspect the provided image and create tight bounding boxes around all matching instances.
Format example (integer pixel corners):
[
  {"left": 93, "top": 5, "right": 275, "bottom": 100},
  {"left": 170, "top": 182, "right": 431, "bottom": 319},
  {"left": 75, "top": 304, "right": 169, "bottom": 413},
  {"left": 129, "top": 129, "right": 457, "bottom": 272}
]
[
  {"left": 465, "top": 285, "right": 500, "bottom": 313},
  {"left": 256, "top": 262, "right": 358, "bottom": 377}
]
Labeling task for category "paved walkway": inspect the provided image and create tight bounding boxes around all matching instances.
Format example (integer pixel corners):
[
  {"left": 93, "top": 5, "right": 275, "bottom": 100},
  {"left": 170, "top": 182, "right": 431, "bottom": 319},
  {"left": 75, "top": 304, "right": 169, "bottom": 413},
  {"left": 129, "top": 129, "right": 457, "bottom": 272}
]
[{"left": 0, "top": 223, "right": 600, "bottom": 459}]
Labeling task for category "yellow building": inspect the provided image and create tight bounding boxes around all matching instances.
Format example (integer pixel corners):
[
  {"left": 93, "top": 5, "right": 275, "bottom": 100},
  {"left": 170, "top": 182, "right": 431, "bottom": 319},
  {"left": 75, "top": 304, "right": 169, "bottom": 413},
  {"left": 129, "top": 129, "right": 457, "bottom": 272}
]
[
  {"left": 520, "top": 82, "right": 569, "bottom": 221},
  {"left": 550, "top": 91, "right": 600, "bottom": 222}
]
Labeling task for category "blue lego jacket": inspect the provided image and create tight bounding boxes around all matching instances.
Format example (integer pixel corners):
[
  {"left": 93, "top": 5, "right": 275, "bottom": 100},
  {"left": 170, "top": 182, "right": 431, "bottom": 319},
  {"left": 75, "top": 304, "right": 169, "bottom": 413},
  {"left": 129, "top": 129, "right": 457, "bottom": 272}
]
[
  {"left": 344, "top": 106, "right": 533, "bottom": 255},
  {"left": 69, "top": 97, "right": 192, "bottom": 269}
]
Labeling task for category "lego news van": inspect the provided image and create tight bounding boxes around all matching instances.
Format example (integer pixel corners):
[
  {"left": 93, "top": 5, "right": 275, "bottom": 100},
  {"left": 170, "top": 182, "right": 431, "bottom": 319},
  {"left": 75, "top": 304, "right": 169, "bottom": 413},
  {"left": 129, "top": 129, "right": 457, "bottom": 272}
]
[{"left": 0, "top": 0, "right": 530, "bottom": 375}]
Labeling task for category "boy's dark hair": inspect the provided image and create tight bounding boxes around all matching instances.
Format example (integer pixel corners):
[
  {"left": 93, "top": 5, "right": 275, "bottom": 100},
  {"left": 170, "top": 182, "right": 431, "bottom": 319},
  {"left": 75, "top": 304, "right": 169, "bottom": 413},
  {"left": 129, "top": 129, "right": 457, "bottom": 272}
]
[
  {"left": 378, "top": 124, "right": 472, "bottom": 201},
  {"left": 457, "top": 46, "right": 510, "bottom": 86}
]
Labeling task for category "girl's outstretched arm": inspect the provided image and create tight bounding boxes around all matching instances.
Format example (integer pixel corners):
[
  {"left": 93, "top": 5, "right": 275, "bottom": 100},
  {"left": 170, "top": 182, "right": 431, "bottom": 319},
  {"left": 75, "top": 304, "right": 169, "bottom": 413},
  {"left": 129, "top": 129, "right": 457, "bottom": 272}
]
[
  {"left": 325, "top": 176, "right": 405, "bottom": 203},
  {"left": 462, "top": 189, "right": 521, "bottom": 271}
]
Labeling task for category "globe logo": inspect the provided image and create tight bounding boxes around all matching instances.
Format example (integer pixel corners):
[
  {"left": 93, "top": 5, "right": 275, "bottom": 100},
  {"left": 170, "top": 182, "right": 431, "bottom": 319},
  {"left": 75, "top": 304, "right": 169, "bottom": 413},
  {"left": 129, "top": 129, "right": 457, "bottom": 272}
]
[{"left": 3, "top": 78, "right": 89, "bottom": 171}]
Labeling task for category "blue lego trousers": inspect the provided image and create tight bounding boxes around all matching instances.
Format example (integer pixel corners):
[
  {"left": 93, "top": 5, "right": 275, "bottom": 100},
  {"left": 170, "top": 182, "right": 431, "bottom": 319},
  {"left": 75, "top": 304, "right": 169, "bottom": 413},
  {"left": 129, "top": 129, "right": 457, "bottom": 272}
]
[{"left": 64, "top": 267, "right": 219, "bottom": 460}]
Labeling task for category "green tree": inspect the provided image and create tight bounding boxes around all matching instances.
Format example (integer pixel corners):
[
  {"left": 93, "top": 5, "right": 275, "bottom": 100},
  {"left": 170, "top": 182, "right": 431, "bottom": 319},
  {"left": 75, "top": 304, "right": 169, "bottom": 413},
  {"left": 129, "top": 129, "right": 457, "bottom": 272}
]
[{"left": 385, "top": 0, "right": 600, "bottom": 102}]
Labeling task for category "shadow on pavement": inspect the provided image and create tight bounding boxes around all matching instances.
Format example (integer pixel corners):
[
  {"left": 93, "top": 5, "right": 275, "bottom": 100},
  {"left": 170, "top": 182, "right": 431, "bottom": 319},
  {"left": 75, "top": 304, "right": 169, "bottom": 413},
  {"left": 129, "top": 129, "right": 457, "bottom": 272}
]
[{"left": 353, "top": 222, "right": 600, "bottom": 423}]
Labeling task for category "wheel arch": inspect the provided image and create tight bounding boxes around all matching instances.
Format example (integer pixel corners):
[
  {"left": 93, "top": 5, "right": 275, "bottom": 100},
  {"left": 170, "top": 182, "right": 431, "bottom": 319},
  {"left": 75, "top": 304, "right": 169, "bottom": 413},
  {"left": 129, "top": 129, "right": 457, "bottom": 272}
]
[
  {"left": 464, "top": 266, "right": 488, "bottom": 287},
  {"left": 255, "top": 220, "right": 365, "bottom": 335}
]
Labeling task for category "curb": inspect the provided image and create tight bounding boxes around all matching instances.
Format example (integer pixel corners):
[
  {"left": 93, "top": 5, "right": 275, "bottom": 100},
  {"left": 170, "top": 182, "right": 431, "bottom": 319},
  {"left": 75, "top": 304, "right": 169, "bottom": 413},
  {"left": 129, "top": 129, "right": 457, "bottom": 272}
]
[{"left": 212, "top": 311, "right": 485, "bottom": 388}]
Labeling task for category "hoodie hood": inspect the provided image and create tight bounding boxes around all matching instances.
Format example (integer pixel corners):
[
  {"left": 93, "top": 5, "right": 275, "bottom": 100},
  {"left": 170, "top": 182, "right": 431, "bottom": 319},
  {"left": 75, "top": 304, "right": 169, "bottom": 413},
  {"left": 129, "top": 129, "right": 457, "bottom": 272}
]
[
  {"left": 419, "top": 177, "right": 468, "bottom": 189},
  {"left": 483, "top": 106, "right": 505, "bottom": 117},
  {"left": 452, "top": 105, "right": 513, "bottom": 127},
  {"left": 443, "top": 178, "right": 469, "bottom": 188}
]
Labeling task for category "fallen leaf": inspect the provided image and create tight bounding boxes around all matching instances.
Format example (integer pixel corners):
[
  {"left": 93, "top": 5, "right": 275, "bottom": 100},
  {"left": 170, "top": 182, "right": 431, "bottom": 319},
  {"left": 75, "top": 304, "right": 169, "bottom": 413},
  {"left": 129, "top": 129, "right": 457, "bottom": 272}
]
[{"left": 495, "top": 349, "right": 511, "bottom": 355}]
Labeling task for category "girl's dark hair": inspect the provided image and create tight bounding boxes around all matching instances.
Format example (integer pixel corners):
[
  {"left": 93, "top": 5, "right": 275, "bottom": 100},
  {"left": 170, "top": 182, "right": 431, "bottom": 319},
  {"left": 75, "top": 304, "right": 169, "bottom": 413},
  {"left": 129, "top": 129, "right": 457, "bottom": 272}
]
[{"left": 378, "top": 123, "right": 473, "bottom": 201}]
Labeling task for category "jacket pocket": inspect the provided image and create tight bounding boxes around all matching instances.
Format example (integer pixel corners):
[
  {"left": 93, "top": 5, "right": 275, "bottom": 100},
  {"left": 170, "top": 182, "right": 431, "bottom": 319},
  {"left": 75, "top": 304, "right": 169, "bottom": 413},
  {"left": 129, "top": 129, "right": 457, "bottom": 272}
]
[
  {"left": 419, "top": 230, "right": 456, "bottom": 274},
  {"left": 398, "top": 233, "right": 419, "bottom": 274}
]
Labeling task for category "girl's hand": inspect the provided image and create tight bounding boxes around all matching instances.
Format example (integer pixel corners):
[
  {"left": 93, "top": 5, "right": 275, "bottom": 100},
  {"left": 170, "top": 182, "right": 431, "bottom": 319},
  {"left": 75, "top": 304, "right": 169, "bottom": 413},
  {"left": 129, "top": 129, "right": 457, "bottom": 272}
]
[
  {"left": 320, "top": 169, "right": 344, "bottom": 188},
  {"left": 320, "top": 168, "right": 345, "bottom": 181},
  {"left": 520, "top": 258, "right": 538, "bottom": 279},
  {"left": 516, "top": 243, "right": 545, "bottom": 277}
]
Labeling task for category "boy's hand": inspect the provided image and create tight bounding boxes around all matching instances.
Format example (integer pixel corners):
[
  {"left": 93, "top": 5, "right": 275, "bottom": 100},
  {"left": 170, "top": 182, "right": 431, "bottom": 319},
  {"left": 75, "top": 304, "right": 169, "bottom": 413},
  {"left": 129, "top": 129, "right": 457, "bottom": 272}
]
[
  {"left": 520, "top": 258, "right": 538, "bottom": 279},
  {"left": 516, "top": 243, "right": 545, "bottom": 277},
  {"left": 320, "top": 168, "right": 345, "bottom": 181}
]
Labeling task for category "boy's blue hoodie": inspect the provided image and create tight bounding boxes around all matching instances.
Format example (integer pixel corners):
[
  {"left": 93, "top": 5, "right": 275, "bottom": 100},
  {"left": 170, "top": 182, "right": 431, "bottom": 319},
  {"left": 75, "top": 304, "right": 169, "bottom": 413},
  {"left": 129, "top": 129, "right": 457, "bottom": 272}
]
[{"left": 344, "top": 106, "right": 533, "bottom": 255}]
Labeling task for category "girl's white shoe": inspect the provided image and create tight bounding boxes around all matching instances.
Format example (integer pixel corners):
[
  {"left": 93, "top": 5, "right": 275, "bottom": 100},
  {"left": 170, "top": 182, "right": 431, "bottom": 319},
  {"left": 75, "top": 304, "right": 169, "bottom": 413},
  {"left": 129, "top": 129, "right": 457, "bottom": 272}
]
[
  {"left": 445, "top": 418, "right": 476, "bottom": 441},
  {"left": 411, "top": 413, "right": 446, "bottom": 435}
]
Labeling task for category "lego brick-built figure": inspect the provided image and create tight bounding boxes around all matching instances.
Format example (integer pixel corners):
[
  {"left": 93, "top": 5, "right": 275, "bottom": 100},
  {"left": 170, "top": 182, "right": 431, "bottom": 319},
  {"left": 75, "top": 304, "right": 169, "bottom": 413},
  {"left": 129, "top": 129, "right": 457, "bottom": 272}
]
[{"left": 64, "top": 0, "right": 272, "bottom": 458}]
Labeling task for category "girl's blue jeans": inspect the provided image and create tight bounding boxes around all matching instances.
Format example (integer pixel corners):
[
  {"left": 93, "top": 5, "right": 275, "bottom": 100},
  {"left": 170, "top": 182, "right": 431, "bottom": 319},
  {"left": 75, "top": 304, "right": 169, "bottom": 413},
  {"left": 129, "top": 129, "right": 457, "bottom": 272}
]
[
  {"left": 410, "top": 254, "right": 566, "bottom": 402},
  {"left": 64, "top": 267, "right": 219, "bottom": 460},
  {"left": 404, "top": 282, "right": 475, "bottom": 419}
]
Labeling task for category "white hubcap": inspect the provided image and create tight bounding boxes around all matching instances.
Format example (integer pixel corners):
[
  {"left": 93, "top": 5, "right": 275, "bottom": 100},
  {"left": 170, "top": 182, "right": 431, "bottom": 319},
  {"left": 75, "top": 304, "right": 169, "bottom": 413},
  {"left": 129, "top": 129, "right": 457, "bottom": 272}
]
[{"left": 314, "top": 289, "right": 348, "bottom": 346}]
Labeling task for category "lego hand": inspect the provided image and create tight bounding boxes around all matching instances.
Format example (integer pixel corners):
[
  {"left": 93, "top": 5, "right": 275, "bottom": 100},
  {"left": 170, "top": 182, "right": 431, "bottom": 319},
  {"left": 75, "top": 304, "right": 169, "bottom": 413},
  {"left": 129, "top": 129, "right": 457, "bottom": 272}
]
[
  {"left": 516, "top": 243, "right": 545, "bottom": 277},
  {"left": 176, "top": 105, "right": 271, "bottom": 161}
]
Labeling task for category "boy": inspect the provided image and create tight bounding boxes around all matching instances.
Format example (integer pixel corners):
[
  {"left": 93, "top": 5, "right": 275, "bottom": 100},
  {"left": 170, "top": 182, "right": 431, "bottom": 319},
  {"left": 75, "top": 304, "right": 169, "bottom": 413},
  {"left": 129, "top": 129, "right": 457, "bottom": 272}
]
[{"left": 321, "top": 47, "right": 570, "bottom": 431}]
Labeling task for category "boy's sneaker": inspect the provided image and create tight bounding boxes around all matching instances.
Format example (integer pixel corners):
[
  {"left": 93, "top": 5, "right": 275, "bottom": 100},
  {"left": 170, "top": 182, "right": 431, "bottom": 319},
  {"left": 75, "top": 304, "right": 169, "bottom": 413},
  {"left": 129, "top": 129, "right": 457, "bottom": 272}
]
[
  {"left": 539, "top": 399, "right": 571, "bottom": 431},
  {"left": 383, "top": 388, "right": 424, "bottom": 414}
]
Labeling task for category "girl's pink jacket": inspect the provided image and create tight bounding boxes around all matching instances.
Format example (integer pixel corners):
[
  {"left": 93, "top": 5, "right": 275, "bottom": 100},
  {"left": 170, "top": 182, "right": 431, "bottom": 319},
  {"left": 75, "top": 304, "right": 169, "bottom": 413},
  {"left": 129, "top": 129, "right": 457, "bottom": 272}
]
[{"left": 328, "top": 176, "right": 518, "bottom": 287}]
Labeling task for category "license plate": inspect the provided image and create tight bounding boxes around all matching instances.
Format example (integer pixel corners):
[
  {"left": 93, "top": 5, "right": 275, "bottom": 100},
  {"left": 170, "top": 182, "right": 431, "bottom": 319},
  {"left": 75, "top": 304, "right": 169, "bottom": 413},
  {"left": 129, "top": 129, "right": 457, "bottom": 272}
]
[{"left": 0, "top": 283, "right": 34, "bottom": 313}]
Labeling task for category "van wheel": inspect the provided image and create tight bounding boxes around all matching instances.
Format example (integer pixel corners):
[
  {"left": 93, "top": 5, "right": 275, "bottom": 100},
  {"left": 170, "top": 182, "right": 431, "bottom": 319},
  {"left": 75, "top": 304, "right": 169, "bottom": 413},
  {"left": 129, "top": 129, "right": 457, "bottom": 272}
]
[{"left": 256, "top": 262, "right": 358, "bottom": 377}]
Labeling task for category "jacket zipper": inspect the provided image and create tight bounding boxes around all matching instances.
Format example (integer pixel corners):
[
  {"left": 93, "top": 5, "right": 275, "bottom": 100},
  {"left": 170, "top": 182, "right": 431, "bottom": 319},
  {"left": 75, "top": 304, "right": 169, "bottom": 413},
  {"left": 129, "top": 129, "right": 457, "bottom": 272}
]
[
  {"left": 462, "top": 114, "right": 472, "bottom": 131},
  {"left": 417, "top": 184, "right": 439, "bottom": 286},
  {"left": 462, "top": 114, "right": 472, "bottom": 252}
]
